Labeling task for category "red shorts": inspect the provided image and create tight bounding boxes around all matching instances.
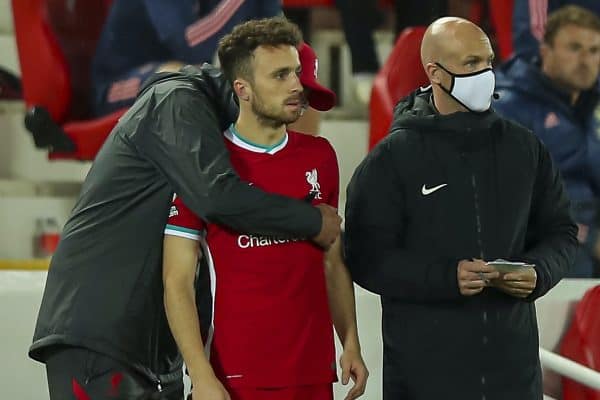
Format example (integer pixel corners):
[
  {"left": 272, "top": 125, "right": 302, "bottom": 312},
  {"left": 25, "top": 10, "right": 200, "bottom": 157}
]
[{"left": 228, "top": 384, "right": 333, "bottom": 400}]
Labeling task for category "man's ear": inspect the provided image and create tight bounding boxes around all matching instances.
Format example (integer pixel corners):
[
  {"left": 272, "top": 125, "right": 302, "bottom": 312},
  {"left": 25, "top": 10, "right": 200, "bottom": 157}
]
[
  {"left": 426, "top": 62, "right": 442, "bottom": 85},
  {"left": 233, "top": 79, "right": 251, "bottom": 102}
]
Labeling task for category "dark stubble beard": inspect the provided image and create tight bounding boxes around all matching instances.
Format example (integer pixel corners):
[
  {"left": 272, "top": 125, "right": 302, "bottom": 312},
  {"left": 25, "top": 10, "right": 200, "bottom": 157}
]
[{"left": 251, "top": 90, "right": 301, "bottom": 129}]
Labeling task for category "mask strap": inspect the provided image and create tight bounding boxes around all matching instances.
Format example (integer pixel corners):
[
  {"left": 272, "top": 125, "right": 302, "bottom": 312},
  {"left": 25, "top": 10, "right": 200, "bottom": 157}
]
[{"left": 434, "top": 62, "right": 456, "bottom": 93}]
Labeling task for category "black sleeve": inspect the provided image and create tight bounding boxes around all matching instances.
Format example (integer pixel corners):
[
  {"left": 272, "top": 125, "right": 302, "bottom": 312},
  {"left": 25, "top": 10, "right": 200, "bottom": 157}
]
[
  {"left": 134, "top": 86, "right": 321, "bottom": 238},
  {"left": 521, "top": 139, "right": 578, "bottom": 301},
  {"left": 344, "top": 138, "right": 461, "bottom": 302}
]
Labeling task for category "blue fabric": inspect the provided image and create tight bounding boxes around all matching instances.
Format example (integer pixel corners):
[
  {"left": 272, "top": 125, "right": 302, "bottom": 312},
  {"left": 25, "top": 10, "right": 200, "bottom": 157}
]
[
  {"left": 91, "top": 0, "right": 280, "bottom": 115},
  {"left": 493, "top": 57, "right": 600, "bottom": 277},
  {"left": 513, "top": 0, "right": 600, "bottom": 61}
]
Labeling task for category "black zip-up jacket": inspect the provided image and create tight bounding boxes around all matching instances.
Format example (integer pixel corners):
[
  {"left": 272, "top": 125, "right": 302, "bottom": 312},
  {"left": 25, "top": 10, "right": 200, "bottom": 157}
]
[
  {"left": 344, "top": 88, "right": 577, "bottom": 400},
  {"left": 29, "top": 65, "right": 322, "bottom": 386}
]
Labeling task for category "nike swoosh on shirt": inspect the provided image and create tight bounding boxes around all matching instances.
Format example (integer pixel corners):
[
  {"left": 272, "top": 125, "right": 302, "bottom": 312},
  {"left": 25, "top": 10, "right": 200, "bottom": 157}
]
[{"left": 421, "top": 183, "right": 448, "bottom": 195}]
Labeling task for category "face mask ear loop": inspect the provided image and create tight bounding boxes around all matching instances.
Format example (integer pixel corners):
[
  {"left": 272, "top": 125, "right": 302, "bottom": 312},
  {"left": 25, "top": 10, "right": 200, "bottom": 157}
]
[{"left": 435, "top": 62, "right": 456, "bottom": 93}]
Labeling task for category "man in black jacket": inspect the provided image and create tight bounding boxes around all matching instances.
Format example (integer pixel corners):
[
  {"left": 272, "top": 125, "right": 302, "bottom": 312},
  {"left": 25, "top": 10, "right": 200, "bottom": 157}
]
[
  {"left": 344, "top": 17, "right": 577, "bottom": 400},
  {"left": 30, "top": 64, "right": 341, "bottom": 399}
]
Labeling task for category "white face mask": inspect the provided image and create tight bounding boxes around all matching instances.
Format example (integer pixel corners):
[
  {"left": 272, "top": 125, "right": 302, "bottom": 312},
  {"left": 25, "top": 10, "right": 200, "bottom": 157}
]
[{"left": 436, "top": 63, "right": 495, "bottom": 112}]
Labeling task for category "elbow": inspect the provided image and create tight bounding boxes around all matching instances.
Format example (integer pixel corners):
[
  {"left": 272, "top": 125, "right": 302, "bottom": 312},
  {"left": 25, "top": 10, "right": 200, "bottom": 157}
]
[{"left": 163, "top": 272, "right": 195, "bottom": 299}]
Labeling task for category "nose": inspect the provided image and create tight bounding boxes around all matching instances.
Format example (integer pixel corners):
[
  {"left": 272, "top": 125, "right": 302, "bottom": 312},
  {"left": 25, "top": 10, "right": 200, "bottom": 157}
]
[{"left": 290, "top": 73, "right": 303, "bottom": 94}]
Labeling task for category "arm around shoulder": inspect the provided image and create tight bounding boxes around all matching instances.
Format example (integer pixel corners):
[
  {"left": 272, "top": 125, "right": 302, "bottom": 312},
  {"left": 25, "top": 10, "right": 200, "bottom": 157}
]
[{"left": 134, "top": 86, "right": 323, "bottom": 239}]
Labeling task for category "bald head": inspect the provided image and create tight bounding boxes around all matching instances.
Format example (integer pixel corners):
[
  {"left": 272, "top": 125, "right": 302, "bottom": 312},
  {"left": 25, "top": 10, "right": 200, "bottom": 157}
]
[
  {"left": 421, "top": 17, "right": 492, "bottom": 69},
  {"left": 421, "top": 17, "right": 495, "bottom": 114}
]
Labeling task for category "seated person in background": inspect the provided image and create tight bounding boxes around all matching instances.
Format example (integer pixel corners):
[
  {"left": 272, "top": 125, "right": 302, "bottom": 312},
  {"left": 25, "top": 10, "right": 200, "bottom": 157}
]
[
  {"left": 495, "top": 5, "right": 600, "bottom": 278},
  {"left": 513, "top": 0, "right": 600, "bottom": 61},
  {"left": 91, "top": 0, "right": 280, "bottom": 116}
]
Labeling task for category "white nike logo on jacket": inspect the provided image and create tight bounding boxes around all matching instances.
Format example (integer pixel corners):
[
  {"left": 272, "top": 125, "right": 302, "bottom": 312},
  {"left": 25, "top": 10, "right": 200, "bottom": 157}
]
[{"left": 421, "top": 183, "right": 448, "bottom": 195}]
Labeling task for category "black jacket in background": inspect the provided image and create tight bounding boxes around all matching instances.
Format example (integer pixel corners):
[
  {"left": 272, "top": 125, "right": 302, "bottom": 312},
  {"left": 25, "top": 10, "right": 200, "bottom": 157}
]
[
  {"left": 29, "top": 65, "right": 322, "bottom": 385},
  {"left": 344, "top": 87, "right": 577, "bottom": 400}
]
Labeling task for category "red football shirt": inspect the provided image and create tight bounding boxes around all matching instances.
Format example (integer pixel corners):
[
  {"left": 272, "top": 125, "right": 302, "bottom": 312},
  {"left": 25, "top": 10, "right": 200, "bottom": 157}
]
[{"left": 165, "top": 126, "right": 339, "bottom": 388}]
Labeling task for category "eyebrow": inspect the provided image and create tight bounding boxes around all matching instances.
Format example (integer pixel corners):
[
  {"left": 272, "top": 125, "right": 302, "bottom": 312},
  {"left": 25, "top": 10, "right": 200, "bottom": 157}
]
[
  {"left": 270, "top": 65, "right": 301, "bottom": 76},
  {"left": 463, "top": 54, "right": 495, "bottom": 63}
]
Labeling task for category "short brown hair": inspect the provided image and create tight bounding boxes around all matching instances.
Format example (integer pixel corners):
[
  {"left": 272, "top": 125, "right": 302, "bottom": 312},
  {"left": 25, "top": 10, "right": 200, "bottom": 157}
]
[
  {"left": 218, "top": 17, "right": 302, "bottom": 83},
  {"left": 543, "top": 5, "right": 600, "bottom": 45}
]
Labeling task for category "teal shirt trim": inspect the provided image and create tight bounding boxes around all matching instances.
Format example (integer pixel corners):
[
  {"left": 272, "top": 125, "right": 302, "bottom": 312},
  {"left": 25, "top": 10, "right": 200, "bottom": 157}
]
[
  {"left": 165, "top": 224, "right": 200, "bottom": 235},
  {"left": 229, "top": 123, "right": 287, "bottom": 152}
]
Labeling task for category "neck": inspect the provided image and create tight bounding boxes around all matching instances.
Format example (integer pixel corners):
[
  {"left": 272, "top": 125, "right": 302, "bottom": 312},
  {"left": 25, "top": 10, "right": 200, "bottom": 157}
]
[
  {"left": 235, "top": 109, "right": 287, "bottom": 147},
  {"left": 541, "top": 66, "right": 580, "bottom": 106},
  {"left": 571, "top": 91, "right": 580, "bottom": 106},
  {"left": 431, "top": 85, "right": 468, "bottom": 114}
]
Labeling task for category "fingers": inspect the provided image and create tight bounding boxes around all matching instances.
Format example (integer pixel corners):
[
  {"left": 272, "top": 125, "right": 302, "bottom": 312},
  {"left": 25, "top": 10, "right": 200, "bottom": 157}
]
[
  {"left": 503, "top": 273, "right": 535, "bottom": 282},
  {"left": 312, "top": 204, "right": 342, "bottom": 250},
  {"left": 341, "top": 363, "right": 350, "bottom": 385},
  {"left": 500, "top": 280, "right": 536, "bottom": 289},
  {"left": 345, "top": 366, "right": 368, "bottom": 400},
  {"left": 494, "top": 282, "right": 534, "bottom": 298},
  {"left": 460, "top": 259, "right": 497, "bottom": 273},
  {"left": 460, "top": 286, "right": 485, "bottom": 296}
]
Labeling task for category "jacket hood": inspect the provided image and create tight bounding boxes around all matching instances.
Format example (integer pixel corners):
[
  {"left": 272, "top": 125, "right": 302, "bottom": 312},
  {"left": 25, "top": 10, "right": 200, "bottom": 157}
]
[{"left": 391, "top": 86, "right": 502, "bottom": 138}]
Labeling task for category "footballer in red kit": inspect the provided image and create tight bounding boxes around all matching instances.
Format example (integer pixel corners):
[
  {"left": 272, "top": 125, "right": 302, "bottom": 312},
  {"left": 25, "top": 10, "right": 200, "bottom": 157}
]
[
  {"left": 162, "top": 17, "right": 367, "bottom": 400},
  {"left": 166, "top": 126, "right": 339, "bottom": 388}
]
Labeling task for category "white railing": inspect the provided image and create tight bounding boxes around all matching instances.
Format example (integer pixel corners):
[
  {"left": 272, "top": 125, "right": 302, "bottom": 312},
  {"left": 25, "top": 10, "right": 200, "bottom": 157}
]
[{"left": 539, "top": 347, "right": 600, "bottom": 391}]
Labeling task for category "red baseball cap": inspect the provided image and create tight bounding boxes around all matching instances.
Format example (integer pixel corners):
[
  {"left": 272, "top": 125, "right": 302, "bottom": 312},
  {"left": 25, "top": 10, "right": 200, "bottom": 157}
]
[{"left": 298, "top": 42, "right": 337, "bottom": 111}]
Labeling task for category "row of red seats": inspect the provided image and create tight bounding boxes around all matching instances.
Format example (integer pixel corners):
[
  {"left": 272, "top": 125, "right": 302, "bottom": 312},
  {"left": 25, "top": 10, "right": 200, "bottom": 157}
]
[{"left": 13, "top": 0, "right": 511, "bottom": 160}]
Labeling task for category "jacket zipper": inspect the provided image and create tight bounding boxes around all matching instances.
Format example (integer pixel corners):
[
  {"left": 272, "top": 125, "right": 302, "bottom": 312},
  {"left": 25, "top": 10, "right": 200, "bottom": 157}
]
[
  {"left": 151, "top": 308, "right": 163, "bottom": 392},
  {"left": 471, "top": 174, "right": 484, "bottom": 259},
  {"left": 471, "top": 171, "right": 489, "bottom": 400}
]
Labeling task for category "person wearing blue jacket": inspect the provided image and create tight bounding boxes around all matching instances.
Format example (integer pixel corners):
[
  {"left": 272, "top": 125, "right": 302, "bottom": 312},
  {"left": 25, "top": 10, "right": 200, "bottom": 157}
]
[
  {"left": 495, "top": 5, "right": 600, "bottom": 278},
  {"left": 92, "top": 0, "right": 280, "bottom": 116},
  {"left": 513, "top": 0, "right": 600, "bottom": 61}
]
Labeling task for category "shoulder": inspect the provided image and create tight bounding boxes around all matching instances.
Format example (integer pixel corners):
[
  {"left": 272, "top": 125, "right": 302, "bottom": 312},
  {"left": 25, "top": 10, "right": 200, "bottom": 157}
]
[
  {"left": 288, "top": 131, "right": 337, "bottom": 159},
  {"left": 496, "top": 114, "right": 544, "bottom": 160},
  {"left": 372, "top": 127, "right": 422, "bottom": 161}
]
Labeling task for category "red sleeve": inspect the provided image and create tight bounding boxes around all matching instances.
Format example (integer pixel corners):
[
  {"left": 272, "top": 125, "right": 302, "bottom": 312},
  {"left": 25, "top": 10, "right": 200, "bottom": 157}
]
[
  {"left": 320, "top": 139, "right": 340, "bottom": 209},
  {"left": 164, "top": 194, "right": 205, "bottom": 240}
]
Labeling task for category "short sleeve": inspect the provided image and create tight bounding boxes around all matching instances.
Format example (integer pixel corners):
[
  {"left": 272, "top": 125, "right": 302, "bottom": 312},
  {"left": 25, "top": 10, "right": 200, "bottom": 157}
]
[
  {"left": 165, "top": 194, "right": 205, "bottom": 240},
  {"left": 321, "top": 138, "right": 340, "bottom": 209}
]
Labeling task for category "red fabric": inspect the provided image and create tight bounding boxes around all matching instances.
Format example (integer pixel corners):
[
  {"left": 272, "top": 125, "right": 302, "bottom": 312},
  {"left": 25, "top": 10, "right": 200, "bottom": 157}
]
[
  {"left": 12, "top": 0, "right": 71, "bottom": 123},
  {"left": 560, "top": 285, "right": 600, "bottom": 400},
  {"left": 71, "top": 379, "right": 91, "bottom": 400},
  {"left": 488, "top": 0, "right": 515, "bottom": 61},
  {"left": 48, "top": 108, "right": 128, "bottom": 161},
  {"left": 110, "top": 372, "right": 124, "bottom": 396},
  {"left": 228, "top": 384, "right": 333, "bottom": 400},
  {"left": 166, "top": 131, "right": 338, "bottom": 388},
  {"left": 368, "top": 26, "right": 428, "bottom": 150},
  {"left": 12, "top": 0, "right": 125, "bottom": 161}
]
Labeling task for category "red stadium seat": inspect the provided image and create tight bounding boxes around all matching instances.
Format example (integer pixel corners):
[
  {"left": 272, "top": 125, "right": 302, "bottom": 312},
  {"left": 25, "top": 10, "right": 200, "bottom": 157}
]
[
  {"left": 560, "top": 285, "right": 600, "bottom": 400},
  {"left": 469, "top": 0, "right": 514, "bottom": 61},
  {"left": 11, "top": 0, "right": 127, "bottom": 160},
  {"left": 368, "top": 26, "right": 427, "bottom": 150}
]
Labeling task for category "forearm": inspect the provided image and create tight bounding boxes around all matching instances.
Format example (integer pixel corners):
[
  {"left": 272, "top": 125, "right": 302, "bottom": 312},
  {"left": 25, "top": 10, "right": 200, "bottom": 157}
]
[
  {"left": 345, "top": 228, "right": 459, "bottom": 301},
  {"left": 164, "top": 280, "right": 213, "bottom": 383},
  {"left": 325, "top": 258, "right": 360, "bottom": 351}
]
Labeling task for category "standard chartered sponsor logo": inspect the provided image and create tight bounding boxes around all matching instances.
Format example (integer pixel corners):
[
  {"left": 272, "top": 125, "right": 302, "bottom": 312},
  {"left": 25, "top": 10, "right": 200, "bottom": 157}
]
[{"left": 237, "top": 234, "right": 301, "bottom": 249}]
